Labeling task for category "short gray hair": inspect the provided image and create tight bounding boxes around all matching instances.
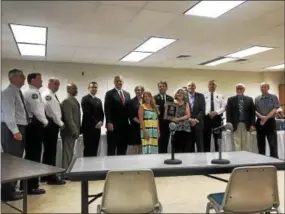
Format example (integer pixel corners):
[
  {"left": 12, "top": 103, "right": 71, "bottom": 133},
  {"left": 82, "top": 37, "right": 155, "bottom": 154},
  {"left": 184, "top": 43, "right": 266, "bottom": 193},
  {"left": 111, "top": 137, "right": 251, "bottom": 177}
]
[
  {"left": 134, "top": 85, "right": 145, "bottom": 93},
  {"left": 48, "top": 77, "right": 60, "bottom": 83},
  {"left": 236, "top": 83, "right": 245, "bottom": 88},
  {"left": 260, "top": 82, "right": 269, "bottom": 87},
  {"left": 8, "top": 69, "right": 23, "bottom": 79}
]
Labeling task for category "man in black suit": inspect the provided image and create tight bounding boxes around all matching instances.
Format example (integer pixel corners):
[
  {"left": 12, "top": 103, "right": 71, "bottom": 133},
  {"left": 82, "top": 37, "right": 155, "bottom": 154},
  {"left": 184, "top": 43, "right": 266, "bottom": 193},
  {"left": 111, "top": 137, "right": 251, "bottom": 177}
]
[
  {"left": 81, "top": 82, "right": 104, "bottom": 157},
  {"left": 186, "top": 81, "right": 205, "bottom": 152},
  {"left": 226, "top": 83, "right": 255, "bottom": 151},
  {"left": 154, "top": 81, "right": 174, "bottom": 153},
  {"left": 104, "top": 76, "right": 131, "bottom": 155}
]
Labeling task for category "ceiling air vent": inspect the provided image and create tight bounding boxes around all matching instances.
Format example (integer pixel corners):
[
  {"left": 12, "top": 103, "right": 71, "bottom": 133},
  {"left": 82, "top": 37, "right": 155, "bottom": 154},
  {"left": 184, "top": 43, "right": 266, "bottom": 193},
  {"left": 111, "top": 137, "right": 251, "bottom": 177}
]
[{"left": 176, "top": 55, "right": 191, "bottom": 59}]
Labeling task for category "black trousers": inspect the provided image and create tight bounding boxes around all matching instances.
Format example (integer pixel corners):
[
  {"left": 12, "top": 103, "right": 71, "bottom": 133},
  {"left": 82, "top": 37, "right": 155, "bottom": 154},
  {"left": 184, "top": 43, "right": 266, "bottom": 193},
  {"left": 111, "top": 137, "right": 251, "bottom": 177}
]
[
  {"left": 256, "top": 118, "right": 278, "bottom": 158},
  {"left": 1, "top": 123, "right": 26, "bottom": 198},
  {"left": 172, "top": 131, "right": 191, "bottom": 153},
  {"left": 42, "top": 119, "right": 59, "bottom": 181},
  {"left": 158, "top": 119, "right": 170, "bottom": 153},
  {"left": 189, "top": 125, "right": 204, "bottom": 152},
  {"left": 21, "top": 120, "right": 44, "bottom": 190},
  {"left": 203, "top": 115, "right": 222, "bottom": 152},
  {"left": 82, "top": 128, "right": 101, "bottom": 157},
  {"left": 107, "top": 126, "right": 128, "bottom": 156}
]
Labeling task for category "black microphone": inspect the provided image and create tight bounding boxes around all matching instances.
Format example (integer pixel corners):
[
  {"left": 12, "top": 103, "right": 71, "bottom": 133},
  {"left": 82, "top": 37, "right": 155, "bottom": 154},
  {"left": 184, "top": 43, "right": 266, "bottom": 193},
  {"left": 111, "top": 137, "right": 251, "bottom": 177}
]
[
  {"left": 211, "top": 123, "right": 232, "bottom": 165},
  {"left": 164, "top": 122, "right": 182, "bottom": 165}
]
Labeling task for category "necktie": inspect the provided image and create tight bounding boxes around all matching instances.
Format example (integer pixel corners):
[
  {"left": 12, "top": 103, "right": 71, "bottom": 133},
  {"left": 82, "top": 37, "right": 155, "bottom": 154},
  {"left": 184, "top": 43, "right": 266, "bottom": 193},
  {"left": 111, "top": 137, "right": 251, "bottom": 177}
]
[
  {"left": 210, "top": 92, "right": 214, "bottom": 111},
  {"left": 119, "top": 90, "right": 125, "bottom": 104},
  {"left": 19, "top": 90, "right": 29, "bottom": 123},
  {"left": 55, "top": 94, "right": 60, "bottom": 103},
  {"left": 239, "top": 97, "right": 244, "bottom": 120},
  {"left": 190, "top": 94, "right": 194, "bottom": 110}
]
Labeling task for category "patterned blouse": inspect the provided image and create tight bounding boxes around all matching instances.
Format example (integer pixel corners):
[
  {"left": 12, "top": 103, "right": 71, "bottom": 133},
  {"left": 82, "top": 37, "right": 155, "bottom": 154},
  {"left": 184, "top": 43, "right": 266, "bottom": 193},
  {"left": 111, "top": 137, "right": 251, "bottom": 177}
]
[{"left": 176, "top": 103, "right": 191, "bottom": 132}]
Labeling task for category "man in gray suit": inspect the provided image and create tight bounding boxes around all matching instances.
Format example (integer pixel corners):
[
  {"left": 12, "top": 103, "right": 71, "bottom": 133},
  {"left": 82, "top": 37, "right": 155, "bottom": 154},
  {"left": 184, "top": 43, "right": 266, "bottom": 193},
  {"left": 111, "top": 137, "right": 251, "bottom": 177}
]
[{"left": 61, "top": 83, "right": 81, "bottom": 172}]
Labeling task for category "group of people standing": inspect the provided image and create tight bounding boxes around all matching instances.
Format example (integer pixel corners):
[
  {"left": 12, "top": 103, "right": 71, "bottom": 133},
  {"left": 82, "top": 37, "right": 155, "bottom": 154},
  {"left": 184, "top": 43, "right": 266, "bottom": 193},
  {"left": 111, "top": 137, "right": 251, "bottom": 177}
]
[{"left": 1, "top": 68, "right": 280, "bottom": 202}]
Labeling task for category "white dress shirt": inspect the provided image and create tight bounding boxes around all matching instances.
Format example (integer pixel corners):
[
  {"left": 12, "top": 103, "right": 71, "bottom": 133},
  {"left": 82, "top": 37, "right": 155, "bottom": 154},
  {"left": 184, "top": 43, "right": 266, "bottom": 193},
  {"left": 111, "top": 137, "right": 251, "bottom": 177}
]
[
  {"left": 204, "top": 91, "right": 226, "bottom": 115},
  {"left": 115, "top": 87, "right": 125, "bottom": 99},
  {"left": 42, "top": 88, "right": 64, "bottom": 127},
  {"left": 24, "top": 85, "right": 48, "bottom": 126},
  {"left": 1, "top": 84, "right": 28, "bottom": 134}
]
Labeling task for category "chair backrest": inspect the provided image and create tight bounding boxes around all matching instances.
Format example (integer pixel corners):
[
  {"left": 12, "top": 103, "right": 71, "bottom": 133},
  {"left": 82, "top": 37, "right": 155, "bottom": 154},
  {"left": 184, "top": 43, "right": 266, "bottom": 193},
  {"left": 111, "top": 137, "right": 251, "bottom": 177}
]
[
  {"left": 101, "top": 169, "right": 159, "bottom": 213},
  {"left": 222, "top": 165, "right": 280, "bottom": 213}
]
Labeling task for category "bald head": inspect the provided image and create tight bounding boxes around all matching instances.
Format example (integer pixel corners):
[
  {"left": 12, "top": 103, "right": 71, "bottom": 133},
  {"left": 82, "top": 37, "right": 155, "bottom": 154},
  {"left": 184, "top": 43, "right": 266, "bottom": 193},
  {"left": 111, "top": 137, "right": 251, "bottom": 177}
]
[
  {"left": 260, "top": 82, "right": 270, "bottom": 95},
  {"left": 67, "top": 83, "right": 78, "bottom": 96},
  {"left": 187, "top": 81, "right": 196, "bottom": 94},
  {"left": 114, "top": 75, "right": 123, "bottom": 90}
]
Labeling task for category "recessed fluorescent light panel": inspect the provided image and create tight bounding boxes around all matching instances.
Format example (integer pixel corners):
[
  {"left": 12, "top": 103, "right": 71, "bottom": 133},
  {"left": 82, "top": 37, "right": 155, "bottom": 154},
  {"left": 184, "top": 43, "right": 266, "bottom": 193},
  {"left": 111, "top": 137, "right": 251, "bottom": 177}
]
[
  {"left": 204, "top": 57, "right": 237, "bottom": 66},
  {"left": 18, "top": 44, "right": 46, "bottom": 56},
  {"left": 184, "top": 1, "right": 246, "bottom": 18},
  {"left": 226, "top": 46, "right": 273, "bottom": 58},
  {"left": 134, "top": 37, "right": 176, "bottom": 53},
  {"left": 121, "top": 52, "right": 153, "bottom": 62},
  {"left": 9, "top": 23, "right": 47, "bottom": 56},
  {"left": 265, "top": 63, "right": 285, "bottom": 70}
]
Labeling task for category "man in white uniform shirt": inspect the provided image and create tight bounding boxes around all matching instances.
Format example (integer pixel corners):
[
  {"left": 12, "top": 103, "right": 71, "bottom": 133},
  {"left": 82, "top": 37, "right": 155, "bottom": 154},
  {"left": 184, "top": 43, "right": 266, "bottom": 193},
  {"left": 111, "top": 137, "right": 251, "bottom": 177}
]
[
  {"left": 203, "top": 80, "right": 226, "bottom": 152},
  {"left": 1, "top": 69, "right": 27, "bottom": 201},
  {"left": 41, "top": 78, "right": 65, "bottom": 185},
  {"left": 21, "top": 73, "right": 47, "bottom": 195}
]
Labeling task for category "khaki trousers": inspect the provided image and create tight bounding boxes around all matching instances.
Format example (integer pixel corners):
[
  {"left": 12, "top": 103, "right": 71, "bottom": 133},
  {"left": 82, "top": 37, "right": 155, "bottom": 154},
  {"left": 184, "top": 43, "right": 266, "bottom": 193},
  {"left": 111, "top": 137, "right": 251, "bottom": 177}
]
[{"left": 233, "top": 122, "right": 252, "bottom": 152}]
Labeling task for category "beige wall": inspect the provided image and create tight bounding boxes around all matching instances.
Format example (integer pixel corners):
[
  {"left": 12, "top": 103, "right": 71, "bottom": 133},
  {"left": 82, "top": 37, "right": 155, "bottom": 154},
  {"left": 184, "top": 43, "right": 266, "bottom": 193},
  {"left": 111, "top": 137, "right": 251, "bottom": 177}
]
[
  {"left": 1, "top": 59, "right": 282, "bottom": 104},
  {"left": 262, "top": 71, "right": 285, "bottom": 96}
]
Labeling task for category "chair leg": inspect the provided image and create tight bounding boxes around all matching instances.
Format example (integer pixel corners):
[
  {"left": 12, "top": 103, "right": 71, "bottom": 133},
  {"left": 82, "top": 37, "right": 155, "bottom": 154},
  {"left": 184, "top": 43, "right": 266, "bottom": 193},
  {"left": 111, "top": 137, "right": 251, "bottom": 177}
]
[{"left": 206, "top": 202, "right": 211, "bottom": 214}]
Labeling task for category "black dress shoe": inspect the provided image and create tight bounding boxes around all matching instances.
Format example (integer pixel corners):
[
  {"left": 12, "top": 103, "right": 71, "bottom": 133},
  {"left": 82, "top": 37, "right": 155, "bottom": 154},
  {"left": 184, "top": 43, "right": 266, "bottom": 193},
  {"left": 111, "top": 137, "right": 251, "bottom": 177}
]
[
  {"left": 47, "top": 178, "right": 66, "bottom": 185},
  {"left": 1, "top": 193, "right": 23, "bottom": 202},
  {"left": 28, "top": 188, "right": 46, "bottom": 195}
]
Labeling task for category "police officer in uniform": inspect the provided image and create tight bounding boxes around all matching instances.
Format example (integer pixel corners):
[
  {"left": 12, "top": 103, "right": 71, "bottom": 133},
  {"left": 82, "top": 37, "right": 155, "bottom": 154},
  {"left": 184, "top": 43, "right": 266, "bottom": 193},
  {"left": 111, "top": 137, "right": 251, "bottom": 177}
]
[
  {"left": 154, "top": 81, "right": 174, "bottom": 153},
  {"left": 203, "top": 80, "right": 226, "bottom": 152},
  {"left": 255, "top": 82, "right": 279, "bottom": 158},
  {"left": 1, "top": 69, "right": 27, "bottom": 201},
  {"left": 22, "top": 73, "right": 47, "bottom": 194},
  {"left": 41, "top": 78, "right": 65, "bottom": 185}
]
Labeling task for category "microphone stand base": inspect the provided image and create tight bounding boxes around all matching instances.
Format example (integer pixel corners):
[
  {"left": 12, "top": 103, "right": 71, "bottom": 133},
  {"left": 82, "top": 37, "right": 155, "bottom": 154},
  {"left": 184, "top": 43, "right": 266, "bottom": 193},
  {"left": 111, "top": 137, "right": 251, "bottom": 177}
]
[
  {"left": 164, "top": 159, "right": 182, "bottom": 165},
  {"left": 211, "top": 159, "right": 230, "bottom": 165}
]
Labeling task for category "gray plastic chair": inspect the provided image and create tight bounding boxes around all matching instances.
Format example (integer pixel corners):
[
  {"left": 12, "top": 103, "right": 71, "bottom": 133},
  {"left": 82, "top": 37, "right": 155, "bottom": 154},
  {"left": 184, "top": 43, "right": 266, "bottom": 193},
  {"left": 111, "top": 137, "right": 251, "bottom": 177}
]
[
  {"left": 97, "top": 169, "right": 162, "bottom": 213},
  {"left": 206, "top": 165, "right": 281, "bottom": 214}
]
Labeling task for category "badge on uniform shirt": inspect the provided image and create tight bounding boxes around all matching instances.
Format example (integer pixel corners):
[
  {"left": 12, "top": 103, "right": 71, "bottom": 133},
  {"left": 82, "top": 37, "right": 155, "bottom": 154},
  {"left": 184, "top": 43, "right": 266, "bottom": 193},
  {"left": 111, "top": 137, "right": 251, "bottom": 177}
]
[
  {"left": 32, "top": 94, "right": 38, "bottom": 99},
  {"left": 46, "top": 95, "right": 52, "bottom": 101},
  {"left": 216, "top": 95, "right": 218, "bottom": 99}
]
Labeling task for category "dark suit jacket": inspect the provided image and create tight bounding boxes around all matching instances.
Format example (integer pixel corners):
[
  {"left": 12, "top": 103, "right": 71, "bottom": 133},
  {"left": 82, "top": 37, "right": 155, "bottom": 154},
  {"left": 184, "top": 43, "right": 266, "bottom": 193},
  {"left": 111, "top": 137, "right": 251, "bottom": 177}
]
[
  {"left": 81, "top": 94, "right": 104, "bottom": 133},
  {"left": 126, "top": 97, "right": 140, "bottom": 125},
  {"left": 185, "top": 92, "right": 205, "bottom": 127},
  {"left": 154, "top": 94, "right": 174, "bottom": 120},
  {"left": 226, "top": 95, "right": 255, "bottom": 131},
  {"left": 104, "top": 88, "right": 131, "bottom": 128}
]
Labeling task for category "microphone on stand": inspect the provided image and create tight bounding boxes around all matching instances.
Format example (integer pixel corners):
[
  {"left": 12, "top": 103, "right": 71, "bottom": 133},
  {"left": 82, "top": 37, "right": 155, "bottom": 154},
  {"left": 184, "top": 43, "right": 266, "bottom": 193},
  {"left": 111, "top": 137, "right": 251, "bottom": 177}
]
[
  {"left": 211, "top": 123, "right": 233, "bottom": 165},
  {"left": 164, "top": 122, "right": 182, "bottom": 165}
]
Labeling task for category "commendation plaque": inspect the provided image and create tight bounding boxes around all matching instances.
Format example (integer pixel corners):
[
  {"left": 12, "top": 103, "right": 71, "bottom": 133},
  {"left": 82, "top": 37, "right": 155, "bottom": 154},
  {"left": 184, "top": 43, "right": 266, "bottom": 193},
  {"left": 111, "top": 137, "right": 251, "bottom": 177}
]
[{"left": 164, "top": 102, "right": 178, "bottom": 120}]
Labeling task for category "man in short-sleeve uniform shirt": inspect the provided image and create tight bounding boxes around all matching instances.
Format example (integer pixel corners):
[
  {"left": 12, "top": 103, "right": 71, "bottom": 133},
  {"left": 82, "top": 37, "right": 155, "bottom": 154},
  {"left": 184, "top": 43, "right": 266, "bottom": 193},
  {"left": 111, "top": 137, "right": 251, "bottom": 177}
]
[{"left": 255, "top": 82, "right": 279, "bottom": 158}]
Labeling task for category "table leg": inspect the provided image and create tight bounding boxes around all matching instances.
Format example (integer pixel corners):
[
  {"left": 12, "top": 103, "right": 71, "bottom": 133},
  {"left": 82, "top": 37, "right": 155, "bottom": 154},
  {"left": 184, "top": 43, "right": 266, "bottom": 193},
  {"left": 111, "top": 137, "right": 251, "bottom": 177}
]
[
  {"left": 23, "top": 180, "right": 28, "bottom": 214},
  {"left": 81, "top": 181, "right": 89, "bottom": 214}
]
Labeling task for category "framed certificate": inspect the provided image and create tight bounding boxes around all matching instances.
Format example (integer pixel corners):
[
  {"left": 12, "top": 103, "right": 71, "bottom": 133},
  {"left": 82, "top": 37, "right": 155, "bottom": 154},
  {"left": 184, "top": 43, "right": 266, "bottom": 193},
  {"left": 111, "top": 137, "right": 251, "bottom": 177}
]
[{"left": 164, "top": 102, "right": 178, "bottom": 120}]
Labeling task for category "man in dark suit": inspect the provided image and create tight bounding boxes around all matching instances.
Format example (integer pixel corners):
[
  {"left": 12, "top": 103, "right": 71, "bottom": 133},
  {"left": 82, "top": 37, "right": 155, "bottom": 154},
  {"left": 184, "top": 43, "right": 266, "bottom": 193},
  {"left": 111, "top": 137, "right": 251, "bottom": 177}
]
[
  {"left": 81, "top": 82, "right": 104, "bottom": 157},
  {"left": 154, "top": 81, "right": 174, "bottom": 153},
  {"left": 226, "top": 83, "right": 255, "bottom": 151},
  {"left": 104, "top": 76, "right": 131, "bottom": 155},
  {"left": 186, "top": 81, "right": 205, "bottom": 152}
]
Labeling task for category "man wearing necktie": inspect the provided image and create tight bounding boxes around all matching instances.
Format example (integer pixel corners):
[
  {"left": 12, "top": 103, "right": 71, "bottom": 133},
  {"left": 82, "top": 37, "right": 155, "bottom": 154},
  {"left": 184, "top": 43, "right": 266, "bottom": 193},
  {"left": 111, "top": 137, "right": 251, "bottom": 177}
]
[
  {"left": 22, "top": 73, "right": 48, "bottom": 195},
  {"left": 41, "top": 78, "right": 65, "bottom": 185},
  {"left": 154, "top": 81, "right": 174, "bottom": 153},
  {"left": 186, "top": 81, "right": 205, "bottom": 152},
  {"left": 61, "top": 83, "right": 81, "bottom": 172},
  {"left": 226, "top": 83, "right": 255, "bottom": 151},
  {"left": 104, "top": 76, "right": 131, "bottom": 155},
  {"left": 1, "top": 69, "right": 27, "bottom": 201},
  {"left": 203, "top": 80, "right": 226, "bottom": 152}
]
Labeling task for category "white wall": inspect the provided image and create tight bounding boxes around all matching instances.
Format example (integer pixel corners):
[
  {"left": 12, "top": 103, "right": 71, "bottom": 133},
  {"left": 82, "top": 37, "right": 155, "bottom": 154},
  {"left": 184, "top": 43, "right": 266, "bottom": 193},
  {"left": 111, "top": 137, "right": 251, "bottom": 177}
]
[{"left": 2, "top": 59, "right": 273, "bottom": 105}]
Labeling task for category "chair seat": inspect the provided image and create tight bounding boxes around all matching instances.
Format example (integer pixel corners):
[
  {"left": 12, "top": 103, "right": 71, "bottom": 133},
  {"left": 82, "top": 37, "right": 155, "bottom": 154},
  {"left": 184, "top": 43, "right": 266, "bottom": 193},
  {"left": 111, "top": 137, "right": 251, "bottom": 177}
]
[{"left": 208, "top": 192, "right": 225, "bottom": 206}]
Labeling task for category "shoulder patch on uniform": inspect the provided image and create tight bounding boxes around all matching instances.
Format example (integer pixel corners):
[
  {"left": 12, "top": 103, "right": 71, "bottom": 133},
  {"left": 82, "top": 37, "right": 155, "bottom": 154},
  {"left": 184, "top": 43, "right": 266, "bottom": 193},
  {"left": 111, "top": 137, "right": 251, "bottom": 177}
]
[
  {"left": 46, "top": 95, "right": 52, "bottom": 101},
  {"left": 32, "top": 93, "right": 38, "bottom": 99},
  {"left": 221, "top": 96, "right": 224, "bottom": 99}
]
